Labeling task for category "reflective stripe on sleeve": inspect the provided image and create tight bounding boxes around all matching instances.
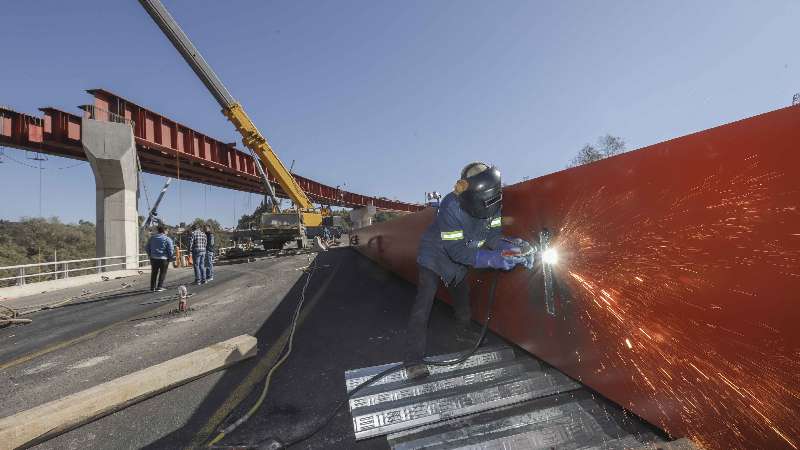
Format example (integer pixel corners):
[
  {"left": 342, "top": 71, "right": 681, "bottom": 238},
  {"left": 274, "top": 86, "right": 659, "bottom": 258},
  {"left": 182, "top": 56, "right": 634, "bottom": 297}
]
[
  {"left": 490, "top": 217, "right": 502, "bottom": 228},
  {"left": 440, "top": 230, "right": 464, "bottom": 240}
]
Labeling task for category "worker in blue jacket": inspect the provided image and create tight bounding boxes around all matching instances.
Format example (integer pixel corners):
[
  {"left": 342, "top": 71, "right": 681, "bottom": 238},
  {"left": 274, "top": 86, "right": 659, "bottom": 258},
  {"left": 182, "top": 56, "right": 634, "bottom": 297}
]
[{"left": 406, "top": 162, "right": 531, "bottom": 379}]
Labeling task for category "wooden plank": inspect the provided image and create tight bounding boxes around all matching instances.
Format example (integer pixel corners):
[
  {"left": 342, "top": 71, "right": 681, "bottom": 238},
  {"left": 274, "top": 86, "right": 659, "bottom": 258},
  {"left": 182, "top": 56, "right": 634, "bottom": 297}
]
[{"left": 0, "top": 334, "right": 257, "bottom": 450}]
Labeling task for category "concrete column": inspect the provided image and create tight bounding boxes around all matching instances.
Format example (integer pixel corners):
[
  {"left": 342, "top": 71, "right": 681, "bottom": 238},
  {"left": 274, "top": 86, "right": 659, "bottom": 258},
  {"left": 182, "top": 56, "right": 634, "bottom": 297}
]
[
  {"left": 350, "top": 204, "right": 376, "bottom": 229},
  {"left": 81, "top": 119, "right": 139, "bottom": 270}
]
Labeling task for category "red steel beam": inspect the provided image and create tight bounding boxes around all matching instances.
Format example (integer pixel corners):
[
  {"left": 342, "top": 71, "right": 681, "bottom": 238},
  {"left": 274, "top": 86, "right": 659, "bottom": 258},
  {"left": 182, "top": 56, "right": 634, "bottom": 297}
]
[
  {"left": 0, "top": 92, "right": 423, "bottom": 212},
  {"left": 353, "top": 104, "right": 800, "bottom": 450},
  {"left": 87, "top": 88, "right": 421, "bottom": 212}
]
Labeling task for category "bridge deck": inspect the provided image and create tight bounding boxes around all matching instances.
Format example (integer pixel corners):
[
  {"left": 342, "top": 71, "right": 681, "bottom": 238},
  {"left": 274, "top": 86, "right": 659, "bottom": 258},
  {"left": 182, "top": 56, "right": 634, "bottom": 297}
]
[{"left": 0, "top": 247, "right": 666, "bottom": 449}]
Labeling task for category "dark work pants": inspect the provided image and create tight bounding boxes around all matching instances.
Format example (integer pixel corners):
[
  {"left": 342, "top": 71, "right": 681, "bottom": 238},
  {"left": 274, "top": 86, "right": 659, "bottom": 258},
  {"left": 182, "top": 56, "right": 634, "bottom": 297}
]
[
  {"left": 150, "top": 259, "right": 169, "bottom": 290},
  {"left": 404, "top": 265, "right": 471, "bottom": 363}
]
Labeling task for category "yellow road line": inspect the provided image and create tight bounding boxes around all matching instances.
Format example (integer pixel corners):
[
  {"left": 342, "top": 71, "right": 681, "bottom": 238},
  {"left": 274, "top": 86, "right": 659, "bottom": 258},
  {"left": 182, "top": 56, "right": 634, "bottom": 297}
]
[
  {"left": 0, "top": 322, "right": 120, "bottom": 372},
  {"left": 0, "top": 302, "right": 175, "bottom": 372},
  {"left": 189, "top": 263, "right": 340, "bottom": 448}
]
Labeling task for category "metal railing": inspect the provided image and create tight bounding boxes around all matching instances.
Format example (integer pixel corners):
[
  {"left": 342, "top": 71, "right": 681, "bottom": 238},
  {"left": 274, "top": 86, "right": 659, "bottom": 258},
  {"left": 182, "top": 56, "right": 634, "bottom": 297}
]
[
  {"left": 0, "top": 254, "right": 150, "bottom": 287},
  {"left": 80, "top": 104, "right": 134, "bottom": 126},
  {"left": 0, "top": 246, "right": 236, "bottom": 288}
]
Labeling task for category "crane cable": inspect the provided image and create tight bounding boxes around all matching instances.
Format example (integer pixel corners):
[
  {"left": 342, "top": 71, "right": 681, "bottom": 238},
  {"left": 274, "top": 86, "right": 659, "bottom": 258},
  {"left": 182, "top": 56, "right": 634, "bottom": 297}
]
[
  {"left": 137, "top": 154, "right": 152, "bottom": 215},
  {"left": 176, "top": 146, "right": 182, "bottom": 225}
]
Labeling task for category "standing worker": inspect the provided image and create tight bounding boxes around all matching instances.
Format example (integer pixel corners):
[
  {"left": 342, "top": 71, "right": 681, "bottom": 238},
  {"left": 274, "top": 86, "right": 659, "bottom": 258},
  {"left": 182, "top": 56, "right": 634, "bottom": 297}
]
[
  {"left": 146, "top": 225, "right": 174, "bottom": 292},
  {"left": 204, "top": 225, "right": 215, "bottom": 282},
  {"left": 405, "top": 162, "right": 532, "bottom": 379},
  {"left": 188, "top": 224, "right": 208, "bottom": 285}
]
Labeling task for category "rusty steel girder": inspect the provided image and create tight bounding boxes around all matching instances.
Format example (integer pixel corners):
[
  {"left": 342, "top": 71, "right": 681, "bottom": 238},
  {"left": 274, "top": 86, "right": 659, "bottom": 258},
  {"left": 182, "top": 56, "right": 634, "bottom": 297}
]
[
  {"left": 353, "top": 104, "right": 800, "bottom": 450},
  {"left": 0, "top": 91, "right": 423, "bottom": 212}
]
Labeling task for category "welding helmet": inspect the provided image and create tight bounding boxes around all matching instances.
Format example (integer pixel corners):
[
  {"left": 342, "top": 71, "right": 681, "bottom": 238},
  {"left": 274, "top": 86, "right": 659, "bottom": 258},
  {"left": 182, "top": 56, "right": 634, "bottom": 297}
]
[{"left": 455, "top": 162, "right": 502, "bottom": 219}]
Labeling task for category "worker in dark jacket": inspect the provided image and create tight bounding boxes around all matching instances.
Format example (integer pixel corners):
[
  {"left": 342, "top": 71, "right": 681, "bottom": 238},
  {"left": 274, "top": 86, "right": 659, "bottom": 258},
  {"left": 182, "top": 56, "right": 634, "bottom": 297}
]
[
  {"left": 146, "top": 225, "right": 174, "bottom": 292},
  {"left": 406, "top": 162, "right": 531, "bottom": 379},
  {"left": 204, "top": 225, "right": 215, "bottom": 282}
]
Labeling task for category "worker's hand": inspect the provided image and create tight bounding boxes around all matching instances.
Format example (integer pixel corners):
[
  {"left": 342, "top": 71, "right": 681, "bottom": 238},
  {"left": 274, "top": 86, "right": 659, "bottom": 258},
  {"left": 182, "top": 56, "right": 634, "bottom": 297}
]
[
  {"left": 492, "top": 238, "right": 520, "bottom": 253},
  {"left": 475, "top": 249, "right": 518, "bottom": 271},
  {"left": 520, "top": 253, "right": 534, "bottom": 270},
  {"left": 494, "top": 237, "right": 533, "bottom": 254},
  {"left": 500, "top": 250, "right": 533, "bottom": 270}
]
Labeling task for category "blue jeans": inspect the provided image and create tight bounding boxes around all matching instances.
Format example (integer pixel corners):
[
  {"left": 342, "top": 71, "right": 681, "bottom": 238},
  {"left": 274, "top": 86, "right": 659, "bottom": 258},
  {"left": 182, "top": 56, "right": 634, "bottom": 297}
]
[
  {"left": 205, "top": 251, "right": 214, "bottom": 279},
  {"left": 192, "top": 251, "right": 206, "bottom": 283}
]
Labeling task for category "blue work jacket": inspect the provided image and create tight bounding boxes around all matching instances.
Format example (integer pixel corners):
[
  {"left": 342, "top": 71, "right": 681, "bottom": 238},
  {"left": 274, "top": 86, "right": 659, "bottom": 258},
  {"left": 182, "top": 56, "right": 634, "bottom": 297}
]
[
  {"left": 146, "top": 233, "right": 175, "bottom": 260},
  {"left": 417, "top": 192, "right": 504, "bottom": 286}
]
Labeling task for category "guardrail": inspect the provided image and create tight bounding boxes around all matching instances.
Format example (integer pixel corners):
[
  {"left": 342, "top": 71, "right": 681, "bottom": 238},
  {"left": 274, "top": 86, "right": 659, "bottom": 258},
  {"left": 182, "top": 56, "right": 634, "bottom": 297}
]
[
  {"left": 0, "top": 247, "right": 236, "bottom": 288},
  {"left": 0, "top": 254, "right": 150, "bottom": 287}
]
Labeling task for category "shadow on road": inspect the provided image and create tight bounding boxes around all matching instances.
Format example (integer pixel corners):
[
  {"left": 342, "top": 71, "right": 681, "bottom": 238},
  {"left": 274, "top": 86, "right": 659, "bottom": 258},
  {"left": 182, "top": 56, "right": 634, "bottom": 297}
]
[{"left": 144, "top": 247, "right": 486, "bottom": 450}]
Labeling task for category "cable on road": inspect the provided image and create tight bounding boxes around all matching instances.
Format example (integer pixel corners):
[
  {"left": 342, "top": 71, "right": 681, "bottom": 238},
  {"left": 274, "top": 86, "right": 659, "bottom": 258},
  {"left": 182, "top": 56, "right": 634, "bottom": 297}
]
[
  {"left": 207, "top": 257, "right": 319, "bottom": 447},
  {"left": 271, "top": 271, "right": 501, "bottom": 449}
]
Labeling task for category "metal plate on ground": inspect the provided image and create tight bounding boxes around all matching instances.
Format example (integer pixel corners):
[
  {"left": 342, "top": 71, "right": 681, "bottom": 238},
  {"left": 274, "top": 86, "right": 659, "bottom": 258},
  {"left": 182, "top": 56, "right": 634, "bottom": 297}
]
[
  {"left": 345, "top": 346, "right": 515, "bottom": 392},
  {"left": 387, "top": 390, "right": 666, "bottom": 450},
  {"left": 345, "top": 346, "right": 581, "bottom": 440}
]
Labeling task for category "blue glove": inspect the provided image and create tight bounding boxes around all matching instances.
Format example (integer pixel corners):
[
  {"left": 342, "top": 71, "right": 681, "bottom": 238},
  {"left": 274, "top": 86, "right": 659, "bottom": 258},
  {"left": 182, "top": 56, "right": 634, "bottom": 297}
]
[
  {"left": 520, "top": 253, "right": 534, "bottom": 270},
  {"left": 475, "top": 249, "right": 517, "bottom": 271},
  {"left": 492, "top": 238, "right": 535, "bottom": 270},
  {"left": 493, "top": 238, "right": 521, "bottom": 253}
]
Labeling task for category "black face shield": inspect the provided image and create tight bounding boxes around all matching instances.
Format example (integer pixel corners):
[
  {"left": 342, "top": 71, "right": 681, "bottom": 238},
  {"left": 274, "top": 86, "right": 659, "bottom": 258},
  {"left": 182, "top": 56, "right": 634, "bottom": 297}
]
[{"left": 458, "top": 166, "right": 502, "bottom": 219}]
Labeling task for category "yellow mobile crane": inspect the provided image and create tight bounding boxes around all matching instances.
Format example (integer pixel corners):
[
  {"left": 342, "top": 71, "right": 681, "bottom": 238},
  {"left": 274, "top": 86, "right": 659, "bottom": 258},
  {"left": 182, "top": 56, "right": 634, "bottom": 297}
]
[{"left": 139, "top": 0, "right": 326, "bottom": 248}]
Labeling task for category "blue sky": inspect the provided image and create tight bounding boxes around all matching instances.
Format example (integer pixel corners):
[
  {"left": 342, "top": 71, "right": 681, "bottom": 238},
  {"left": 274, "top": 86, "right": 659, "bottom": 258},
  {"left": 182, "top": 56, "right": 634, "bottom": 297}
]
[{"left": 1, "top": 0, "right": 798, "bottom": 227}]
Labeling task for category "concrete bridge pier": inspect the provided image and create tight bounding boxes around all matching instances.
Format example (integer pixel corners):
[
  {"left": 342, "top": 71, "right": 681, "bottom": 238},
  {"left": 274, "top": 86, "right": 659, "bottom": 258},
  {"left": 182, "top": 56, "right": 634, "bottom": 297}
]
[
  {"left": 350, "top": 204, "right": 376, "bottom": 229},
  {"left": 81, "top": 119, "right": 139, "bottom": 270}
]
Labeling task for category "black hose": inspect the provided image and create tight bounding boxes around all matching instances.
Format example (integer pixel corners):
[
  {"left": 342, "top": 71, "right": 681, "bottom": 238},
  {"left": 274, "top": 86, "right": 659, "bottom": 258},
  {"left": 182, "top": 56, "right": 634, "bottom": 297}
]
[{"left": 274, "top": 271, "right": 501, "bottom": 449}]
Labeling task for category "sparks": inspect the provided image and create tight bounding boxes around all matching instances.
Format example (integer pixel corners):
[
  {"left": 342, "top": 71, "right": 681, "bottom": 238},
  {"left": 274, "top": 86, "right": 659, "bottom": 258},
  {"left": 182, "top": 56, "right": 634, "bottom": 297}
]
[{"left": 688, "top": 362, "right": 710, "bottom": 380}]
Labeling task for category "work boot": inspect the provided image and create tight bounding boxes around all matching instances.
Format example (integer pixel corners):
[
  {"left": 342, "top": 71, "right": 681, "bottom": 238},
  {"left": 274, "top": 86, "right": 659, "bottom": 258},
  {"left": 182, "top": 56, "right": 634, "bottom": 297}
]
[{"left": 405, "top": 363, "right": 430, "bottom": 380}]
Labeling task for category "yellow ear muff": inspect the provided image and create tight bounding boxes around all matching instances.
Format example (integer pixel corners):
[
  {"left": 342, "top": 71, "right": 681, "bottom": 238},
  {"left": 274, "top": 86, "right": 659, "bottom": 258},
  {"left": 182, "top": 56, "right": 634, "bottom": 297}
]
[{"left": 454, "top": 179, "right": 469, "bottom": 194}]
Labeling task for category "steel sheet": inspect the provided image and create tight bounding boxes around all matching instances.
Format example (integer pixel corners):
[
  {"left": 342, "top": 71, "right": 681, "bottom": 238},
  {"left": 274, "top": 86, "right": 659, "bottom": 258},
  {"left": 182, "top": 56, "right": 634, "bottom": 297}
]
[{"left": 354, "top": 105, "right": 800, "bottom": 449}]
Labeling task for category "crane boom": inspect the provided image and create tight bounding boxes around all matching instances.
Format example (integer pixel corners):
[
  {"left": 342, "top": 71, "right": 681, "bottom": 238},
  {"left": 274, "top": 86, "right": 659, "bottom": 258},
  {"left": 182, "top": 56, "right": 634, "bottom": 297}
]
[
  {"left": 138, "top": 0, "right": 319, "bottom": 225},
  {"left": 141, "top": 177, "right": 171, "bottom": 230}
]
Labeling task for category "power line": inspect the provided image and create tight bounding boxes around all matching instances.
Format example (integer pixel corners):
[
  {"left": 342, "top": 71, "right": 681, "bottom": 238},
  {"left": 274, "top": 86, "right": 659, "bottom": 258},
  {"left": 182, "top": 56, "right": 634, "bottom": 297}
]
[{"left": 0, "top": 148, "right": 85, "bottom": 170}]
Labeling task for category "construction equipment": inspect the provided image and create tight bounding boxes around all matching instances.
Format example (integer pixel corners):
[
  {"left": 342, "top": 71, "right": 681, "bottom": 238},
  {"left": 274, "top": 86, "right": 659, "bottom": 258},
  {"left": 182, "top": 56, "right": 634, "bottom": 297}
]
[
  {"left": 140, "top": 177, "right": 171, "bottom": 231},
  {"left": 138, "top": 0, "right": 325, "bottom": 249}
]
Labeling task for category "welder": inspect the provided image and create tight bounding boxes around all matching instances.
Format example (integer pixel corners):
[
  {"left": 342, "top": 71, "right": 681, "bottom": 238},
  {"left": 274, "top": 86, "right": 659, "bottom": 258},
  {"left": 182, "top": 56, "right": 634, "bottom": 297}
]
[{"left": 405, "top": 162, "right": 532, "bottom": 379}]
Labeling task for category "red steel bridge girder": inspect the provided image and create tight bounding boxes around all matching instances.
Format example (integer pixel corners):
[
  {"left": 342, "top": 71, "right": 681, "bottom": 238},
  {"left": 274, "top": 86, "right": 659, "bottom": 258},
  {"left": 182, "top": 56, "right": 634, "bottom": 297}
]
[
  {"left": 0, "top": 89, "right": 423, "bottom": 213},
  {"left": 354, "top": 104, "right": 800, "bottom": 450}
]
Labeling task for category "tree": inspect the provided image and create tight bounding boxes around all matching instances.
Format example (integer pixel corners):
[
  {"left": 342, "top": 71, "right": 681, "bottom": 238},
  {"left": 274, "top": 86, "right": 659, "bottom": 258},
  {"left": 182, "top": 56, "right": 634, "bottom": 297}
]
[
  {"left": 191, "top": 217, "right": 222, "bottom": 231},
  {"left": 568, "top": 134, "right": 627, "bottom": 167},
  {"left": 237, "top": 201, "right": 272, "bottom": 229},
  {"left": 330, "top": 209, "right": 353, "bottom": 228},
  {"left": 0, "top": 218, "right": 97, "bottom": 286},
  {"left": 374, "top": 211, "right": 403, "bottom": 223},
  {"left": 597, "top": 134, "right": 626, "bottom": 157}
]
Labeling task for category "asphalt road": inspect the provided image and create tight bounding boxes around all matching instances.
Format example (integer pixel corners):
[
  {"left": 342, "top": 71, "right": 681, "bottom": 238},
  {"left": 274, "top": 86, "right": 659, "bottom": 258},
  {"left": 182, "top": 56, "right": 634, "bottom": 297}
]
[
  {"left": 0, "top": 251, "right": 318, "bottom": 449},
  {"left": 0, "top": 266, "right": 203, "bottom": 368},
  {"left": 209, "top": 248, "right": 514, "bottom": 450},
  {"left": 0, "top": 246, "right": 582, "bottom": 449}
]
